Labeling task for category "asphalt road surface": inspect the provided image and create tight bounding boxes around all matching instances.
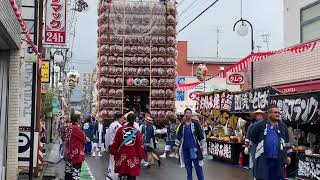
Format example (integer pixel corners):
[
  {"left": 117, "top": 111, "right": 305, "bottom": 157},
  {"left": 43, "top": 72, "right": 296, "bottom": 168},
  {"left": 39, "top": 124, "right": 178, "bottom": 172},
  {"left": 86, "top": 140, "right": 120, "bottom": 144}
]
[{"left": 85, "top": 153, "right": 250, "bottom": 180}]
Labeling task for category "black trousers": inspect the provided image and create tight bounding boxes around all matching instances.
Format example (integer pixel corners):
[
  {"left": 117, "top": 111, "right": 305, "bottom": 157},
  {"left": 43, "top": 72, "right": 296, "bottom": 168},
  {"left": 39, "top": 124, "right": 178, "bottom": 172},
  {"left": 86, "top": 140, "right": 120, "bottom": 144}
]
[{"left": 65, "top": 161, "right": 82, "bottom": 180}]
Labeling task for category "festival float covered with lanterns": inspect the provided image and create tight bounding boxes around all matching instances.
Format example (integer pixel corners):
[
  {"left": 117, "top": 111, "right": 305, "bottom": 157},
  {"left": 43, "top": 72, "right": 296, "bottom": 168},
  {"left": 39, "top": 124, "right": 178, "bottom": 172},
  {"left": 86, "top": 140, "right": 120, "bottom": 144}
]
[{"left": 96, "top": 0, "right": 177, "bottom": 124}]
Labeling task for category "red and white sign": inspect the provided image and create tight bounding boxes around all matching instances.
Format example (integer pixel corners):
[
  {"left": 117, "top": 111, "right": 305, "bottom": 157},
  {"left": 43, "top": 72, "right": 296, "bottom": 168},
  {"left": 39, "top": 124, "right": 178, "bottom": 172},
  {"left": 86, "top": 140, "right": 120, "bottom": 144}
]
[
  {"left": 189, "top": 91, "right": 202, "bottom": 101},
  {"left": 226, "top": 72, "right": 245, "bottom": 85},
  {"left": 44, "top": 0, "right": 67, "bottom": 45}
]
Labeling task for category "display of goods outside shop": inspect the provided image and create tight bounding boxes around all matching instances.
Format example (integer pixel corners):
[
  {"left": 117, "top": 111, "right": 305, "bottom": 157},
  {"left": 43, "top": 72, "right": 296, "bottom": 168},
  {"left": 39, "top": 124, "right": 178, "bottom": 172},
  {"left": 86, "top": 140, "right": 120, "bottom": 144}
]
[{"left": 97, "top": 0, "right": 177, "bottom": 123}]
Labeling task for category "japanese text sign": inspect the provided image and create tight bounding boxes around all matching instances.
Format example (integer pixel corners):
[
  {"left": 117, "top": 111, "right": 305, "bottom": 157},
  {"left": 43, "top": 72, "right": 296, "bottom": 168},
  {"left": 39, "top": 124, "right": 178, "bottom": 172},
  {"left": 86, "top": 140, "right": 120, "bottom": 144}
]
[
  {"left": 196, "top": 90, "right": 233, "bottom": 113},
  {"left": 297, "top": 154, "right": 320, "bottom": 180},
  {"left": 231, "top": 87, "right": 277, "bottom": 113},
  {"left": 270, "top": 92, "right": 320, "bottom": 124},
  {"left": 41, "top": 60, "right": 50, "bottom": 83},
  {"left": 45, "top": 0, "right": 67, "bottom": 45},
  {"left": 208, "top": 141, "right": 232, "bottom": 159},
  {"left": 226, "top": 72, "right": 245, "bottom": 85}
]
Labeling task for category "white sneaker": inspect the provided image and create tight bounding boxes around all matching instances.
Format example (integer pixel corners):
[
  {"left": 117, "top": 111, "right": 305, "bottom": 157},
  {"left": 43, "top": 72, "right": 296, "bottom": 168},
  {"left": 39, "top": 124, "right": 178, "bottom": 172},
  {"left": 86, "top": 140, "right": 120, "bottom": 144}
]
[
  {"left": 143, "top": 162, "right": 149, "bottom": 167},
  {"left": 98, "top": 152, "right": 102, "bottom": 157},
  {"left": 160, "top": 154, "right": 166, "bottom": 158},
  {"left": 92, "top": 152, "right": 96, "bottom": 157},
  {"left": 169, "top": 153, "right": 175, "bottom": 158},
  {"left": 175, "top": 154, "right": 179, "bottom": 159}
]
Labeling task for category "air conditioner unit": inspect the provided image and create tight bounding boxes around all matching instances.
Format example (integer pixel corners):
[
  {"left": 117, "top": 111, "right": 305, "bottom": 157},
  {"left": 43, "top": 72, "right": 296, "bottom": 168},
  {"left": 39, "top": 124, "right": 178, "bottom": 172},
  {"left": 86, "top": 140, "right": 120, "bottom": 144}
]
[{"left": 219, "top": 66, "right": 225, "bottom": 71}]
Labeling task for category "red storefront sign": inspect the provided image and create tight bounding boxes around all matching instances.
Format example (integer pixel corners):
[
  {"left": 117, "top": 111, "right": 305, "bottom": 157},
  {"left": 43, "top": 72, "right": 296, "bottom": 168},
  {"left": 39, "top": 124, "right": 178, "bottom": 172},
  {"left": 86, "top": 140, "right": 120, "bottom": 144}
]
[
  {"left": 273, "top": 79, "right": 320, "bottom": 93},
  {"left": 189, "top": 91, "right": 202, "bottom": 101},
  {"left": 44, "top": 0, "right": 67, "bottom": 45},
  {"left": 226, "top": 72, "right": 245, "bottom": 85}
]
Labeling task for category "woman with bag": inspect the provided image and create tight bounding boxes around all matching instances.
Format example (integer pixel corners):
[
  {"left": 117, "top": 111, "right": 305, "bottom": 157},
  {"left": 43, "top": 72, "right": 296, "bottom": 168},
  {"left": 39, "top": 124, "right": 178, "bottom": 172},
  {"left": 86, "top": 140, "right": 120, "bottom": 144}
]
[{"left": 109, "top": 113, "right": 145, "bottom": 180}]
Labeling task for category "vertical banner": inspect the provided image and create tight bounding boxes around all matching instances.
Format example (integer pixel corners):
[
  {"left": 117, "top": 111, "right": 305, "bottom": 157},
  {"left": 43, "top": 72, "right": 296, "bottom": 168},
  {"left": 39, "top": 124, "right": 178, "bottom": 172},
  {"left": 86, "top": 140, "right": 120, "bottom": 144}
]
[
  {"left": 176, "top": 77, "right": 185, "bottom": 101},
  {"left": 44, "top": 0, "right": 67, "bottom": 45},
  {"left": 41, "top": 60, "right": 50, "bottom": 83},
  {"left": 21, "top": 62, "right": 34, "bottom": 128},
  {"left": 19, "top": 62, "right": 37, "bottom": 169}
]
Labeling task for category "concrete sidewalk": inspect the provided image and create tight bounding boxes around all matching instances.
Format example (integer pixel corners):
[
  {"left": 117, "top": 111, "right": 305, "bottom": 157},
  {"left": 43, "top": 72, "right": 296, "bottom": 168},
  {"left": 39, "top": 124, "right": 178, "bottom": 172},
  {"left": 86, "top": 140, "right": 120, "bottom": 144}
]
[{"left": 41, "top": 143, "right": 65, "bottom": 180}]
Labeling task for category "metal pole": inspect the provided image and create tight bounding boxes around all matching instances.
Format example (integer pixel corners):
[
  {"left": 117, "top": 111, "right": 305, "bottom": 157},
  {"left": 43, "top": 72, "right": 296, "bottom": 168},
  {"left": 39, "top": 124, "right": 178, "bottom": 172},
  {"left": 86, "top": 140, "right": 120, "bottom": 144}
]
[
  {"left": 51, "top": 54, "right": 55, "bottom": 88},
  {"left": 233, "top": 18, "right": 254, "bottom": 88},
  {"left": 35, "top": 0, "right": 44, "bottom": 176},
  {"left": 29, "top": 63, "right": 36, "bottom": 180}
]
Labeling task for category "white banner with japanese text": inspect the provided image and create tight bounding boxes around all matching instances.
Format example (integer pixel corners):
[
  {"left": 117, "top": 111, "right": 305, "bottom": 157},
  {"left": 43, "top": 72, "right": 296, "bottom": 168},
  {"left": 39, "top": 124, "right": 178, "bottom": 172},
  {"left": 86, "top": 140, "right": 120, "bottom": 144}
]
[{"left": 44, "top": 0, "right": 67, "bottom": 45}]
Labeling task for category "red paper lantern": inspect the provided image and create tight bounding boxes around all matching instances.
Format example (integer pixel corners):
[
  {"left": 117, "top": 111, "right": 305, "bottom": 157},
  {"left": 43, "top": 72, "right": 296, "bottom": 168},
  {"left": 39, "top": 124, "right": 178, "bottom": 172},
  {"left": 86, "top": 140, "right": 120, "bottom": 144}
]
[
  {"left": 166, "top": 89, "right": 173, "bottom": 98},
  {"left": 109, "top": 89, "right": 116, "bottom": 96},
  {"left": 144, "top": 68, "right": 150, "bottom": 75},
  {"left": 116, "top": 89, "right": 122, "bottom": 97},
  {"left": 99, "top": 88, "right": 107, "bottom": 96},
  {"left": 100, "top": 99, "right": 108, "bottom": 107},
  {"left": 126, "top": 78, "right": 134, "bottom": 86}
]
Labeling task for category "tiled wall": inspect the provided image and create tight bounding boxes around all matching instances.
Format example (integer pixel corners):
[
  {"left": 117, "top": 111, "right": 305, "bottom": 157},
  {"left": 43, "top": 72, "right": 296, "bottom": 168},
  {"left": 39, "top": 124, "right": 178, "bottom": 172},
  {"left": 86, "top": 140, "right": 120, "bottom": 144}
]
[{"left": 0, "top": 0, "right": 21, "bottom": 48}]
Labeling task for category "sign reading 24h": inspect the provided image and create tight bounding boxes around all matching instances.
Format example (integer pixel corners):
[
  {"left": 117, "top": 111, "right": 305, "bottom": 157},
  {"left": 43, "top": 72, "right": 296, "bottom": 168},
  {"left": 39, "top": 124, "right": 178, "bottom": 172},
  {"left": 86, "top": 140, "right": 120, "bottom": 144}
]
[
  {"left": 270, "top": 92, "right": 320, "bottom": 124},
  {"left": 45, "top": 0, "right": 67, "bottom": 45}
]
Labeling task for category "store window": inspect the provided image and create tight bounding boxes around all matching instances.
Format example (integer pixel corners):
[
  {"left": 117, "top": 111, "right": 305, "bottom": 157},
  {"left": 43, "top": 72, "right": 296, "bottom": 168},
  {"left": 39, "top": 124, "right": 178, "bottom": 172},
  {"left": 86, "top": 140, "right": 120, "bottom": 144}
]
[{"left": 301, "top": 0, "right": 320, "bottom": 43}]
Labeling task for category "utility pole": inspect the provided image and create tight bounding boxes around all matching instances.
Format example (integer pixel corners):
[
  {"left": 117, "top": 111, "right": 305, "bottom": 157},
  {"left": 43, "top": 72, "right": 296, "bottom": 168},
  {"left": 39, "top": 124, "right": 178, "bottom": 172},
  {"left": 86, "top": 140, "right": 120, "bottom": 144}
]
[
  {"left": 261, "top": 34, "right": 270, "bottom": 51},
  {"left": 216, "top": 26, "right": 223, "bottom": 57},
  {"left": 34, "top": 0, "right": 44, "bottom": 177}
]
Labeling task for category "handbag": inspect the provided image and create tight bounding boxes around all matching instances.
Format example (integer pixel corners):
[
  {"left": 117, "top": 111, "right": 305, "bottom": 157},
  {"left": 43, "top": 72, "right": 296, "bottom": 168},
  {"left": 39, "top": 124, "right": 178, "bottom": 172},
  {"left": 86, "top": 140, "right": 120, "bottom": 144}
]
[{"left": 117, "top": 129, "right": 139, "bottom": 152}]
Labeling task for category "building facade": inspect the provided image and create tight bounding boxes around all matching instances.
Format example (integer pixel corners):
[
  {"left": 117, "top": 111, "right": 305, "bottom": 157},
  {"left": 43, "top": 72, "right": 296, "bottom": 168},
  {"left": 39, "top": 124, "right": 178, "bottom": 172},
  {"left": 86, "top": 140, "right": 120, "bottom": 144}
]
[
  {"left": 0, "top": 0, "right": 22, "bottom": 179},
  {"left": 252, "top": 0, "right": 320, "bottom": 92},
  {"left": 176, "top": 41, "right": 241, "bottom": 113},
  {"left": 177, "top": 41, "right": 239, "bottom": 76},
  {"left": 284, "top": 0, "right": 320, "bottom": 47}
]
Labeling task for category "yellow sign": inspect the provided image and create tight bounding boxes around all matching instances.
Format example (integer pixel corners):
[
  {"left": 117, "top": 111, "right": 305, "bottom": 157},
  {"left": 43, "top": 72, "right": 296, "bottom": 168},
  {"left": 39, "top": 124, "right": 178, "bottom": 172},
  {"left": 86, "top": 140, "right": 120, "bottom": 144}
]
[{"left": 41, "top": 60, "right": 50, "bottom": 83}]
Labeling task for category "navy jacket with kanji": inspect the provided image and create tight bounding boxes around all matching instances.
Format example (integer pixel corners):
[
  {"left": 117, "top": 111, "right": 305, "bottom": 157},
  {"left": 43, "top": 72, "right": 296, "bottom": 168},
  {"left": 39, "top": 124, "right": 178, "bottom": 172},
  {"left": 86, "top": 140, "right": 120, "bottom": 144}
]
[{"left": 251, "top": 120, "right": 291, "bottom": 180}]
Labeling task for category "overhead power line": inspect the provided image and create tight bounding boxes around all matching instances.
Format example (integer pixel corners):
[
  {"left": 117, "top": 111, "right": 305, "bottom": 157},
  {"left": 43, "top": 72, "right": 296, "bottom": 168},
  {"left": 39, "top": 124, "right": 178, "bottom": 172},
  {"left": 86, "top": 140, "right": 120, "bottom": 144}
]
[
  {"left": 179, "top": 0, "right": 211, "bottom": 26},
  {"left": 179, "top": 0, "right": 199, "bottom": 17},
  {"left": 178, "top": 0, "right": 220, "bottom": 33}
]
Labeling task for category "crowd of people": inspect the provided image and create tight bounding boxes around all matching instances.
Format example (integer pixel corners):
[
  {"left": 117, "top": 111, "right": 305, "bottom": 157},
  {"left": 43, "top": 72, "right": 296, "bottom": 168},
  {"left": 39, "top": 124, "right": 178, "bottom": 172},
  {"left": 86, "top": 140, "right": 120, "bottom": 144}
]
[
  {"left": 59, "top": 108, "right": 209, "bottom": 180},
  {"left": 58, "top": 105, "right": 293, "bottom": 180}
]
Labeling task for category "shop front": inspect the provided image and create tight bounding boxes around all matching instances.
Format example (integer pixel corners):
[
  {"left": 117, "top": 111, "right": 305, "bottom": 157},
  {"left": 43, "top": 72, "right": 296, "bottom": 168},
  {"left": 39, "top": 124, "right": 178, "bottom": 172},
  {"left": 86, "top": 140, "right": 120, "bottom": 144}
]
[
  {"left": 0, "top": 1, "right": 22, "bottom": 178},
  {"left": 196, "top": 87, "right": 279, "bottom": 166},
  {"left": 270, "top": 91, "right": 320, "bottom": 178}
]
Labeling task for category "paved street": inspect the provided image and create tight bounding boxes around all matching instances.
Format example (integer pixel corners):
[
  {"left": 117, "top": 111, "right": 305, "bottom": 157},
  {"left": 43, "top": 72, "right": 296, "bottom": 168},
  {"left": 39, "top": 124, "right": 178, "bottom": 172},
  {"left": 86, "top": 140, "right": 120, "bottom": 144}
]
[{"left": 85, "top": 152, "right": 250, "bottom": 180}]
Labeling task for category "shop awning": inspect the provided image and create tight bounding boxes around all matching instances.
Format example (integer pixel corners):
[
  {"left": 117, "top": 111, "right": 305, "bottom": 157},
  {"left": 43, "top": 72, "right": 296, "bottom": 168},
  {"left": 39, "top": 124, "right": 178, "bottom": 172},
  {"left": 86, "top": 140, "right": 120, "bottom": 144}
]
[{"left": 273, "top": 79, "right": 320, "bottom": 93}]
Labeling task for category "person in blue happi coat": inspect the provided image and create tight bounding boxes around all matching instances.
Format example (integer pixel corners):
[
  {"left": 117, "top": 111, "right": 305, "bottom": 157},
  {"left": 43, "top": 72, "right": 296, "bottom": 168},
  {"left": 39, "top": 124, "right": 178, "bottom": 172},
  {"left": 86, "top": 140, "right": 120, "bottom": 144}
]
[
  {"left": 176, "top": 108, "right": 205, "bottom": 180},
  {"left": 244, "top": 109, "right": 266, "bottom": 177},
  {"left": 251, "top": 105, "right": 292, "bottom": 180}
]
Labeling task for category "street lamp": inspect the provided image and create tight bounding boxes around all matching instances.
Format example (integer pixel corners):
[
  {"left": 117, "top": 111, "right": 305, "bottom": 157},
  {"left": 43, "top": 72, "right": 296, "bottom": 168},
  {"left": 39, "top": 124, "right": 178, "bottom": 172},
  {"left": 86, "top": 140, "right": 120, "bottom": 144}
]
[
  {"left": 233, "top": 18, "right": 254, "bottom": 54},
  {"left": 233, "top": 18, "right": 254, "bottom": 89}
]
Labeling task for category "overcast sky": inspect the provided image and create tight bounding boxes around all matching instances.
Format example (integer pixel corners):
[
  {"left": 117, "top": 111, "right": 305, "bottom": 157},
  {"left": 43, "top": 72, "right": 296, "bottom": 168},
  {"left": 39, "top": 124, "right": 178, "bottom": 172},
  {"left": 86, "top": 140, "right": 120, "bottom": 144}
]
[{"left": 71, "top": 0, "right": 284, "bottom": 73}]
